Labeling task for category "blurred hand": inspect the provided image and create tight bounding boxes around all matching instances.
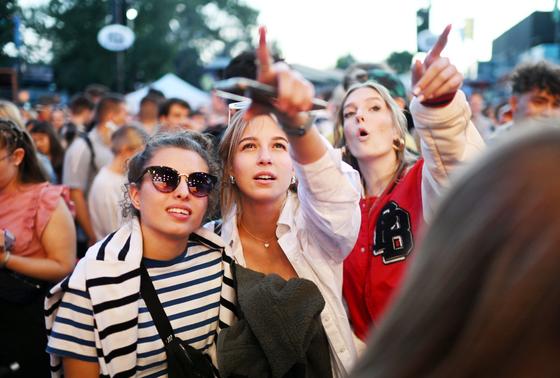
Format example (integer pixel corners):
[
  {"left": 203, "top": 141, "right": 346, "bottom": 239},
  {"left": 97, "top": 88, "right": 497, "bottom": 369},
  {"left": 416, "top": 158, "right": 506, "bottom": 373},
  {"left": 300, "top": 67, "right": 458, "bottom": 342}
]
[
  {"left": 411, "top": 25, "right": 463, "bottom": 102},
  {"left": 246, "top": 26, "right": 315, "bottom": 125}
]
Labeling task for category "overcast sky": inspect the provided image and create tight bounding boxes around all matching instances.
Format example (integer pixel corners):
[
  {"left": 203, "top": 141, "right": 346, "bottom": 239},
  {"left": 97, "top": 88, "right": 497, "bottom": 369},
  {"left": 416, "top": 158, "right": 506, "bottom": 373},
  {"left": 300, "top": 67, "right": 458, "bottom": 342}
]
[{"left": 243, "top": 0, "right": 559, "bottom": 72}]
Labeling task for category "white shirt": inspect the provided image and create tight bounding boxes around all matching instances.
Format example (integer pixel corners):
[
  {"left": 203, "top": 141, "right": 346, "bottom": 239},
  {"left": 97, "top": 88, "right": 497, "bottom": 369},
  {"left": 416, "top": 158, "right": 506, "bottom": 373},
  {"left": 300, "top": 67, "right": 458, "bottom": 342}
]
[
  {"left": 62, "top": 127, "right": 113, "bottom": 195},
  {"left": 88, "top": 166, "right": 127, "bottom": 240},
  {"left": 214, "top": 147, "right": 362, "bottom": 377}
]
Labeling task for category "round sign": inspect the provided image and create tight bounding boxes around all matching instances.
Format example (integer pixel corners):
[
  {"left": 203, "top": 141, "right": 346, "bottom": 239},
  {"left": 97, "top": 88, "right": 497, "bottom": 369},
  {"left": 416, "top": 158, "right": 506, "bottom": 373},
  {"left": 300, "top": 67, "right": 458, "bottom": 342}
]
[
  {"left": 97, "top": 24, "right": 135, "bottom": 52},
  {"left": 417, "top": 30, "right": 438, "bottom": 52}
]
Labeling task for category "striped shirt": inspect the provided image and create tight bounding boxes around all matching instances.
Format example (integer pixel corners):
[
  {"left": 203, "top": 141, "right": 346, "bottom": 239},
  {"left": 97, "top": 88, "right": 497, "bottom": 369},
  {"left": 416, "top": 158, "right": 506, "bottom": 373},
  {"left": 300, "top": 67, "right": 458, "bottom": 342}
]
[{"left": 45, "top": 219, "right": 235, "bottom": 377}]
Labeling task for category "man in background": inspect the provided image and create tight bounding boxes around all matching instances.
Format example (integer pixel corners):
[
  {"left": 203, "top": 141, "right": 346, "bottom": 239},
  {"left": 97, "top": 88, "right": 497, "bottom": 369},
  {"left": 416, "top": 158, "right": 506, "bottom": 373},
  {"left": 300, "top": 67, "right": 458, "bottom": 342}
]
[{"left": 63, "top": 93, "right": 128, "bottom": 256}]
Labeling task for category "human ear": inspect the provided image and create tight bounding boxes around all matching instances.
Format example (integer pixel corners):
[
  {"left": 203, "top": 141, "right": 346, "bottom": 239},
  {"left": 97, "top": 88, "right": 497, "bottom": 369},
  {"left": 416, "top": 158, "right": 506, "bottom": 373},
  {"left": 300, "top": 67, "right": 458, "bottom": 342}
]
[
  {"left": 128, "top": 183, "right": 141, "bottom": 211},
  {"left": 509, "top": 96, "right": 518, "bottom": 114},
  {"left": 12, "top": 148, "right": 25, "bottom": 166}
]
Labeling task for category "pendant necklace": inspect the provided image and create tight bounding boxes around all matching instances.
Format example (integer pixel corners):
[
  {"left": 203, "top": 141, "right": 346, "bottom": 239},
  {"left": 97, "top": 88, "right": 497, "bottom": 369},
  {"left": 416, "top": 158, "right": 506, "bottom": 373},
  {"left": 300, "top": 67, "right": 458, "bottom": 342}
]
[{"left": 239, "top": 220, "right": 275, "bottom": 248}]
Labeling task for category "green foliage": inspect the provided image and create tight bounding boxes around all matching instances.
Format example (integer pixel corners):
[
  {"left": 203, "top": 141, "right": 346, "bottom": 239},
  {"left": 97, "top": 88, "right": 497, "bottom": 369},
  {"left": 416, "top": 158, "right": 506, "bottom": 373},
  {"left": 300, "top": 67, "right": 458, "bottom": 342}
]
[
  {"left": 386, "top": 51, "right": 414, "bottom": 74},
  {"left": 23, "top": 0, "right": 258, "bottom": 93},
  {"left": 335, "top": 53, "right": 356, "bottom": 70},
  {"left": 0, "top": 0, "right": 19, "bottom": 66}
]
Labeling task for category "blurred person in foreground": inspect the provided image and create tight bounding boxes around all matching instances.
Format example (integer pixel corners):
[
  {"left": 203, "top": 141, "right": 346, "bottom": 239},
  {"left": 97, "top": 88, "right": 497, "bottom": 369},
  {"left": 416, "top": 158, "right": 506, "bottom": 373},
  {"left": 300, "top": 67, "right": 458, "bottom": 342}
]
[
  {"left": 493, "top": 60, "right": 560, "bottom": 139},
  {"left": 88, "top": 125, "right": 148, "bottom": 240},
  {"left": 0, "top": 119, "right": 76, "bottom": 378},
  {"left": 351, "top": 121, "right": 560, "bottom": 378}
]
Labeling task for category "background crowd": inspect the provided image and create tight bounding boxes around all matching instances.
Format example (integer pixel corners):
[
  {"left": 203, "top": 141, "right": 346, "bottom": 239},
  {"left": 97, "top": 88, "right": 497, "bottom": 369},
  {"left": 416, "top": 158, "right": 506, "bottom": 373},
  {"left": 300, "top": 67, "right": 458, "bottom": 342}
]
[{"left": 1, "top": 23, "right": 560, "bottom": 378}]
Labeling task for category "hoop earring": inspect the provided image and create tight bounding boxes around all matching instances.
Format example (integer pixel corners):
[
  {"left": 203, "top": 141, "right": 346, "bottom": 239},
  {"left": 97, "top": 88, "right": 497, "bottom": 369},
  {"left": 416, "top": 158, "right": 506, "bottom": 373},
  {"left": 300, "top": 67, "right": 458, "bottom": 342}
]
[
  {"left": 229, "top": 175, "right": 236, "bottom": 185},
  {"left": 392, "top": 137, "right": 405, "bottom": 152}
]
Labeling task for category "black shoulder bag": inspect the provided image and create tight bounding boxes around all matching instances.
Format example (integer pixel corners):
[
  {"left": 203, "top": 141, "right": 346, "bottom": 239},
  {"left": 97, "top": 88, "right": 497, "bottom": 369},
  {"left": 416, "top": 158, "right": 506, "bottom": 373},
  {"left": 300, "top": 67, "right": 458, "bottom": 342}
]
[{"left": 139, "top": 264, "right": 216, "bottom": 378}]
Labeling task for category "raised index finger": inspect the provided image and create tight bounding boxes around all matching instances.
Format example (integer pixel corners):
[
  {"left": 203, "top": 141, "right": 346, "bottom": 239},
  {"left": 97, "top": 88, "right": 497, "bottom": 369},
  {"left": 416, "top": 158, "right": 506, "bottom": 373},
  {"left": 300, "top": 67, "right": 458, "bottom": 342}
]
[
  {"left": 256, "top": 26, "right": 273, "bottom": 77},
  {"left": 426, "top": 24, "right": 451, "bottom": 63}
]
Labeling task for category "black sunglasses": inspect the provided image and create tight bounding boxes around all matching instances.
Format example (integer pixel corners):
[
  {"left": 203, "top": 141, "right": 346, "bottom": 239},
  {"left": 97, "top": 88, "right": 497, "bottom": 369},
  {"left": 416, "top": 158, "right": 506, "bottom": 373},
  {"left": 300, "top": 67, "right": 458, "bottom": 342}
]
[{"left": 137, "top": 166, "right": 217, "bottom": 197}]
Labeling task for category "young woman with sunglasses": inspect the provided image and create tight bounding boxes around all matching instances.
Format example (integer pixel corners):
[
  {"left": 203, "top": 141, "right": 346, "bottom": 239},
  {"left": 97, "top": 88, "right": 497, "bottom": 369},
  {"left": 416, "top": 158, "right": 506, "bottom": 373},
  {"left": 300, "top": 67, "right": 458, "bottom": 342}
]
[
  {"left": 45, "top": 131, "right": 236, "bottom": 377},
  {"left": 337, "top": 26, "right": 485, "bottom": 342},
  {"left": 0, "top": 118, "right": 76, "bottom": 377},
  {"left": 210, "top": 28, "right": 362, "bottom": 377}
]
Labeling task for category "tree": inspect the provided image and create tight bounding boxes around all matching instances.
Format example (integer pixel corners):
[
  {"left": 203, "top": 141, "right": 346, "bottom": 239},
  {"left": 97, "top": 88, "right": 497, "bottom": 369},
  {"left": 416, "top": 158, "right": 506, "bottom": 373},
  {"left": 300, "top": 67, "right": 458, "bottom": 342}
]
[
  {"left": 0, "top": 0, "right": 19, "bottom": 67},
  {"left": 23, "top": 0, "right": 258, "bottom": 93},
  {"left": 386, "top": 51, "right": 414, "bottom": 74},
  {"left": 335, "top": 53, "right": 356, "bottom": 70}
]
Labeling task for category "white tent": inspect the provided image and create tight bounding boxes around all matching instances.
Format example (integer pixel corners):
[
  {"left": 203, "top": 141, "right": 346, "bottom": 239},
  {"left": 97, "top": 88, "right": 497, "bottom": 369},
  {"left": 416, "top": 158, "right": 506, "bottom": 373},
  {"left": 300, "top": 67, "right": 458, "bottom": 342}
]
[{"left": 125, "top": 73, "right": 211, "bottom": 115}]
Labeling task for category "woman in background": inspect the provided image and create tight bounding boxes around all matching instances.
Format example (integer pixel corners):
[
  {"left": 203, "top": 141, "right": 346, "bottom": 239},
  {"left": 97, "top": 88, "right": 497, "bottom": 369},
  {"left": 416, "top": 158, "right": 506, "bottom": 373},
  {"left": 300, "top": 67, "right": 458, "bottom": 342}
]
[
  {"left": 28, "top": 120, "right": 66, "bottom": 183},
  {"left": 0, "top": 118, "right": 76, "bottom": 377}
]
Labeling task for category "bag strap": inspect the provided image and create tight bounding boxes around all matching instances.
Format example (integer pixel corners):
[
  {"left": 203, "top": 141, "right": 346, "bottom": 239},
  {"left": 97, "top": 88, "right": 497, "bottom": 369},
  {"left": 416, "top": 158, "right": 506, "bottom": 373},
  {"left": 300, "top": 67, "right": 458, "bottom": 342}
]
[
  {"left": 78, "top": 131, "right": 98, "bottom": 171},
  {"left": 139, "top": 263, "right": 176, "bottom": 345}
]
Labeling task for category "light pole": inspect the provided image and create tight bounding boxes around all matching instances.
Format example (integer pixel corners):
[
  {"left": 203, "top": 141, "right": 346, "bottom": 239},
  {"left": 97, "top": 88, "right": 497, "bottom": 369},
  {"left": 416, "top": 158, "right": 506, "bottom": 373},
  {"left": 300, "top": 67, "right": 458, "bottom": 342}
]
[{"left": 112, "top": 0, "right": 125, "bottom": 93}]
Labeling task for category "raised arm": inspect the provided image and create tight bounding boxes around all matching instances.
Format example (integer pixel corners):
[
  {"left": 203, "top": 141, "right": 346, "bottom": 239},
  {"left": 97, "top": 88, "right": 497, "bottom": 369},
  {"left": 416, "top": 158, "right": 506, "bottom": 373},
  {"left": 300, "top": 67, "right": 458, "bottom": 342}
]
[
  {"left": 250, "top": 26, "right": 327, "bottom": 165},
  {"left": 410, "top": 25, "right": 485, "bottom": 220}
]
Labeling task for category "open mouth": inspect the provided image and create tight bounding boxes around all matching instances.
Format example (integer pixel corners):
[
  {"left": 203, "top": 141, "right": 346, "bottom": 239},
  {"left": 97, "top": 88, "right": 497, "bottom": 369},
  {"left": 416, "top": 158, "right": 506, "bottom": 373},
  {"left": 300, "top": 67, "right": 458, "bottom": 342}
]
[{"left": 357, "top": 128, "right": 370, "bottom": 139}]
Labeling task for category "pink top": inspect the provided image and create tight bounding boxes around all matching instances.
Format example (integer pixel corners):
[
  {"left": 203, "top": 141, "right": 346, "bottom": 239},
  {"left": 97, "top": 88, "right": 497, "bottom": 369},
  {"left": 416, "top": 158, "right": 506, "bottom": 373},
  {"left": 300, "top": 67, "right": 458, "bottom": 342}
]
[{"left": 0, "top": 182, "right": 71, "bottom": 259}]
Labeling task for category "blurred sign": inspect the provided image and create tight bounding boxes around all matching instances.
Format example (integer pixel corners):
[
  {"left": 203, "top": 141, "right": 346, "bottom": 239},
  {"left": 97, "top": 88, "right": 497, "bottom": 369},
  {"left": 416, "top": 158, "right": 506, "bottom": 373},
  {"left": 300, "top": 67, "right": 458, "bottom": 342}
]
[
  {"left": 417, "top": 30, "right": 438, "bottom": 52},
  {"left": 97, "top": 24, "right": 135, "bottom": 51}
]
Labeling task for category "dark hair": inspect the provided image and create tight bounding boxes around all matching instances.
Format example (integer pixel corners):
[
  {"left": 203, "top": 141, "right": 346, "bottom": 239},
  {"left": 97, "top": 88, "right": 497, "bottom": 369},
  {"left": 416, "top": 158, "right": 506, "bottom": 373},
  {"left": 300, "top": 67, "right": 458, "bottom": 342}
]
[
  {"left": 124, "top": 131, "right": 220, "bottom": 220},
  {"left": 69, "top": 93, "right": 95, "bottom": 115},
  {"left": 510, "top": 60, "right": 560, "bottom": 97},
  {"left": 110, "top": 125, "right": 148, "bottom": 155},
  {"left": 158, "top": 98, "right": 191, "bottom": 117},
  {"left": 351, "top": 121, "right": 560, "bottom": 378},
  {"left": 146, "top": 88, "right": 165, "bottom": 101},
  {"left": 0, "top": 118, "right": 48, "bottom": 184},
  {"left": 96, "top": 93, "right": 125, "bottom": 122},
  {"left": 85, "top": 83, "right": 109, "bottom": 99},
  {"left": 222, "top": 50, "right": 284, "bottom": 97},
  {"left": 140, "top": 95, "right": 160, "bottom": 108},
  {"left": 27, "top": 120, "right": 65, "bottom": 180}
]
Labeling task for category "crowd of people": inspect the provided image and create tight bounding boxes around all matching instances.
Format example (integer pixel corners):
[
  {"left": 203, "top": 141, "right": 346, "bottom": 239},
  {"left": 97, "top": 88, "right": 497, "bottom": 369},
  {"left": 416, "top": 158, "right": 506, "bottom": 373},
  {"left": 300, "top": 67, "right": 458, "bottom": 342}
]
[{"left": 1, "top": 24, "right": 560, "bottom": 378}]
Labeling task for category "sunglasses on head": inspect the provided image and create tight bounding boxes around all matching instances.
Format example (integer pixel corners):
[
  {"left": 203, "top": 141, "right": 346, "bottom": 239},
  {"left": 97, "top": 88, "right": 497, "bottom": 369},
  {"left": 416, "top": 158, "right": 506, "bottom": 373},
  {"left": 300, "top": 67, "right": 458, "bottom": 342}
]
[{"left": 137, "top": 165, "right": 217, "bottom": 197}]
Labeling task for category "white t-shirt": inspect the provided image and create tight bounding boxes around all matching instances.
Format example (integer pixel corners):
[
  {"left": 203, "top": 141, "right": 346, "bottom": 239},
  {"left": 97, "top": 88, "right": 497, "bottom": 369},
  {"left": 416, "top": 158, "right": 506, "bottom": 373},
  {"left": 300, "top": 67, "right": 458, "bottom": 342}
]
[
  {"left": 88, "top": 166, "right": 127, "bottom": 240},
  {"left": 62, "top": 128, "right": 113, "bottom": 195}
]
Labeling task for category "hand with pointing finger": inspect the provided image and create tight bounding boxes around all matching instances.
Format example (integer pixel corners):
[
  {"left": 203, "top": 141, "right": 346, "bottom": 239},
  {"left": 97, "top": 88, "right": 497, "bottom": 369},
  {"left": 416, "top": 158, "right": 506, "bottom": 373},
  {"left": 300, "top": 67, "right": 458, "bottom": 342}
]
[
  {"left": 246, "top": 26, "right": 315, "bottom": 126},
  {"left": 411, "top": 25, "right": 463, "bottom": 104}
]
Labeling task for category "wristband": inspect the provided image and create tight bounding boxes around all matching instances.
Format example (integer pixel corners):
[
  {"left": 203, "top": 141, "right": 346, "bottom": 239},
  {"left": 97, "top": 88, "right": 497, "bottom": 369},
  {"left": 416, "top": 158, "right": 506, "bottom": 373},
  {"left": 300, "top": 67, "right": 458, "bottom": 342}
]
[
  {"left": 0, "top": 250, "right": 10, "bottom": 268},
  {"left": 282, "top": 114, "right": 315, "bottom": 137}
]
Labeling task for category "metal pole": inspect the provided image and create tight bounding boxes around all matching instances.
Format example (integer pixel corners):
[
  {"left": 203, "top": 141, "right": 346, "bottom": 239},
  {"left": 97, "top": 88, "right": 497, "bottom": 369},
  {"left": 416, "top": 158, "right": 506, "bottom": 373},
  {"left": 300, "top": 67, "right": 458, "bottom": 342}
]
[{"left": 113, "top": 0, "right": 125, "bottom": 92}]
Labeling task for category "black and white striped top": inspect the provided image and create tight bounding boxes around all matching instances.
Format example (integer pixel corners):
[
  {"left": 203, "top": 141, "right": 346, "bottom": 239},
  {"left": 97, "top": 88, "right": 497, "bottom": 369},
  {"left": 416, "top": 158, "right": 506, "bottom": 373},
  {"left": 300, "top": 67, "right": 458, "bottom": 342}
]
[{"left": 45, "top": 219, "right": 237, "bottom": 378}]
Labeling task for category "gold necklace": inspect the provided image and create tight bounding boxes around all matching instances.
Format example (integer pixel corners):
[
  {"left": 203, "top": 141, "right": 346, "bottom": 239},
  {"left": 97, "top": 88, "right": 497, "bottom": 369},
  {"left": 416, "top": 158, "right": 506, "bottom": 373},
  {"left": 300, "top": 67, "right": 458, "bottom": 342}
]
[{"left": 239, "top": 220, "right": 275, "bottom": 248}]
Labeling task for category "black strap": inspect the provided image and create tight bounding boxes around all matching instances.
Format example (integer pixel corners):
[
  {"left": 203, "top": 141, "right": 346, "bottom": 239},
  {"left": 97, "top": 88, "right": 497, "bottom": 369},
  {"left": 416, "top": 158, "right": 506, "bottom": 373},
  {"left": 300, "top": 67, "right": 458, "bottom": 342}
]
[
  {"left": 139, "top": 264, "right": 175, "bottom": 345},
  {"left": 79, "top": 132, "right": 98, "bottom": 171}
]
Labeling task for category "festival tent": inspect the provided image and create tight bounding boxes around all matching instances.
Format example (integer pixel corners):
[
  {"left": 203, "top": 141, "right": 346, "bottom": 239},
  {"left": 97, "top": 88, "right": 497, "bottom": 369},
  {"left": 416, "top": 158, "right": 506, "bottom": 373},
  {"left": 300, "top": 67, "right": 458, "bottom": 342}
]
[{"left": 125, "top": 73, "right": 210, "bottom": 115}]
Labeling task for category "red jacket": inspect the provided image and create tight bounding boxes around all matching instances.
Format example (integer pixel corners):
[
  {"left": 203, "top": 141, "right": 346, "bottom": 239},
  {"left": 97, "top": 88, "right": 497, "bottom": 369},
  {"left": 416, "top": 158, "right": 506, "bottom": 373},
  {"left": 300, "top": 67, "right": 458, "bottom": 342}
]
[{"left": 343, "top": 159, "right": 425, "bottom": 341}]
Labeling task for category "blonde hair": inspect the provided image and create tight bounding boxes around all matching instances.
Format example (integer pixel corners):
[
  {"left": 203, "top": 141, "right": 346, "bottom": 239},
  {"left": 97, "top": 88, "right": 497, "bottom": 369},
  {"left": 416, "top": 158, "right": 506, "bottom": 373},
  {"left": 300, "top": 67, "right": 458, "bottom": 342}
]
[
  {"left": 334, "top": 81, "right": 414, "bottom": 194},
  {"left": 0, "top": 100, "right": 25, "bottom": 129}
]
